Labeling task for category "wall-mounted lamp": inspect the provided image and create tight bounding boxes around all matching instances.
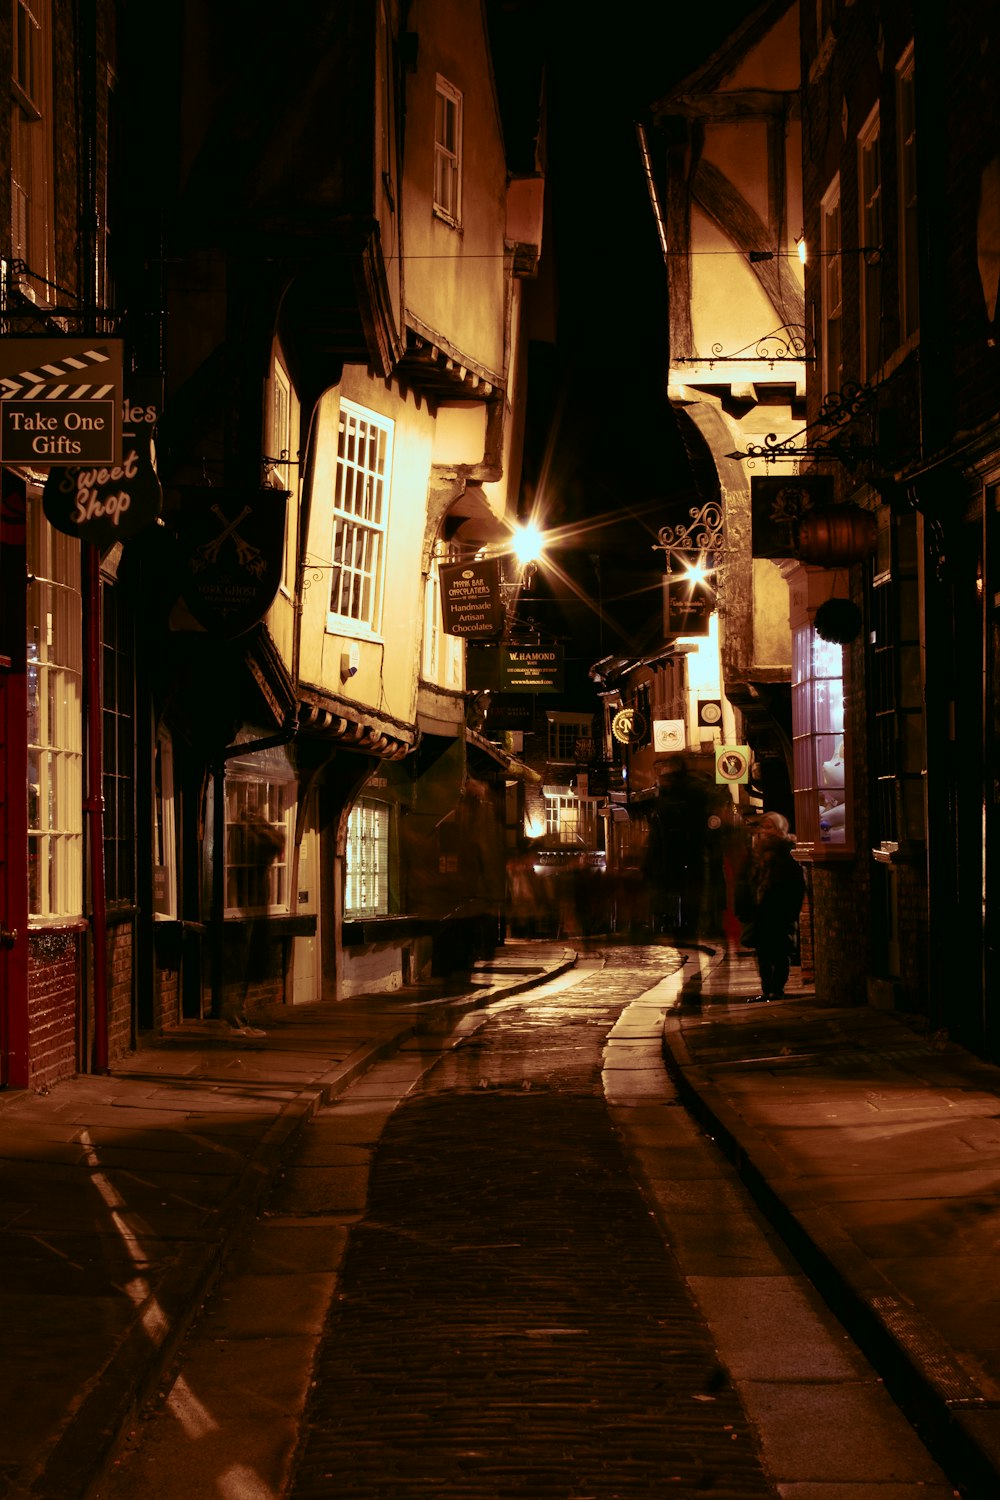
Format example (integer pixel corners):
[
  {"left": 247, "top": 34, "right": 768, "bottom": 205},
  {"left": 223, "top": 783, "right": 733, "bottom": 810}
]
[
  {"left": 796, "top": 232, "right": 807, "bottom": 266},
  {"left": 510, "top": 521, "right": 546, "bottom": 569}
]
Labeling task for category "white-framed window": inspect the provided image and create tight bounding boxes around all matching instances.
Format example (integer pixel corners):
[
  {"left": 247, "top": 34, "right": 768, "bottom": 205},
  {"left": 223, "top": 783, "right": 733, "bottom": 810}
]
[
  {"left": 546, "top": 714, "right": 593, "bottom": 763},
  {"left": 434, "top": 75, "right": 462, "bottom": 225},
  {"left": 858, "top": 107, "right": 883, "bottom": 380},
  {"left": 820, "top": 176, "right": 842, "bottom": 397},
  {"left": 27, "top": 499, "right": 83, "bottom": 919},
  {"left": 896, "top": 44, "right": 918, "bottom": 342},
  {"left": 269, "top": 354, "right": 296, "bottom": 595},
  {"left": 11, "top": 0, "right": 54, "bottom": 301},
  {"left": 423, "top": 553, "right": 464, "bottom": 689},
  {"left": 792, "top": 625, "right": 850, "bottom": 852},
  {"left": 327, "top": 399, "right": 392, "bottom": 635},
  {"left": 345, "top": 798, "right": 392, "bottom": 917},
  {"left": 224, "top": 776, "right": 293, "bottom": 916},
  {"left": 101, "top": 580, "right": 135, "bottom": 907},
  {"left": 153, "top": 729, "right": 177, "bottom": 919},
  {"left": 544, "top": 791, "right": 596, "bottom": 848}
]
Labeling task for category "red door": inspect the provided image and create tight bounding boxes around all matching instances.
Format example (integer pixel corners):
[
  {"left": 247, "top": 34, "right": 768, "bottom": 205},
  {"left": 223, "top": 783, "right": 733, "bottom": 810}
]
[{"left": 0, "top": 478, "right": 29, "bottom": 1088}]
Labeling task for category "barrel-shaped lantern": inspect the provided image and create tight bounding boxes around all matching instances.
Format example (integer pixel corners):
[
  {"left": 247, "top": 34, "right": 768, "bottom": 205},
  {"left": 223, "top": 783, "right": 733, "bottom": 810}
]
[{"left": 797, "top": 504, "right": 877, "bottom": 567}]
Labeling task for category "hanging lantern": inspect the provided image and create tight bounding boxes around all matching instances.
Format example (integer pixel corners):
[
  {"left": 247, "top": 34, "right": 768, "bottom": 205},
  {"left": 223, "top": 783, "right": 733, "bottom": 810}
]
[{"left": 797, "top": 504, "right": 877, "bottom": 567}]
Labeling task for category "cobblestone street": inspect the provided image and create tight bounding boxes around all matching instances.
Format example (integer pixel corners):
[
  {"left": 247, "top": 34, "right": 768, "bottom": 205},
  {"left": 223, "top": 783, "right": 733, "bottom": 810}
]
[{"left": 286, "top": 955, "right": 777, "bottom": 1498}]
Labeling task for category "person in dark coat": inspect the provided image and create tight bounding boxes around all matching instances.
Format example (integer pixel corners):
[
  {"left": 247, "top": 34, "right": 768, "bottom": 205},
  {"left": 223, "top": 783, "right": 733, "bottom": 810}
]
[{"left": 739, "top": 811, "right": 805, "bottom": 1001}]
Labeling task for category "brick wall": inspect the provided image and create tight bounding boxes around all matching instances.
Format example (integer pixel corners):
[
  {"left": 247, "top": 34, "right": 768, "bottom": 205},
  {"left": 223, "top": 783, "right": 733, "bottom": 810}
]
[
  {"left": 107, "top": 920, "right": 134, "bottom": 1062},
  {"left": 28, "top": 931, "right": 81, "bottom": 1089}
]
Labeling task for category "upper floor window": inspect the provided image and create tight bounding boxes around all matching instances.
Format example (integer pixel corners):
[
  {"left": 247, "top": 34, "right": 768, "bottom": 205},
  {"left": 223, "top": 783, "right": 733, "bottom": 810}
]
[
  {"left": 547, "top": 714, "right": 593, "bottom": 763},
  {"left": 820, "top": 178, "right": 843, "bottom": 396},
  {"left": 896, "top": 45, "right": 919, "bottom": 342},
  {"left": 792, "top": 625, "right": 850, "bottom": 854},
  {"left": 10, "top": 0, "right": 54, "bottom": 300},
  {"left": 434, "top": 76, "right": 462, "bottom": 225},
  {"left": 858, "top": 108, "right": 883, "bottom": 380},
  {"left": 327, "top": 400, "right": 392, "bottom": 635},
  {"left": 27, "top": 497, "right": 83, "bottom": 918},
  {"left": 269, "top": 355, "right": 296, "bottom": 595}
]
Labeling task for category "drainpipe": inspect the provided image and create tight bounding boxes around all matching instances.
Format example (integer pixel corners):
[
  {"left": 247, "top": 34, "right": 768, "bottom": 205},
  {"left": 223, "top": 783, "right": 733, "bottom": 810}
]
[{"left": 83, "top": 545, "right": 109, "bottom": 1071}]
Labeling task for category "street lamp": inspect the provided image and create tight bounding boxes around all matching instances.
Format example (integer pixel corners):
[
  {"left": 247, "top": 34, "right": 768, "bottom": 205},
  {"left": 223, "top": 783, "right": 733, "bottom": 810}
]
[{"left": 510, "top": 520, "right": 546, "bottom": 574}]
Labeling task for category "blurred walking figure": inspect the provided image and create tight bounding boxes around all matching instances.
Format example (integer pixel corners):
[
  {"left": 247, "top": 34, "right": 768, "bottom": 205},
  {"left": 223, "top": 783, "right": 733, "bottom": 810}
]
[
  {"left": 643, "top": 757, "right": 710, "bottom": 941},
  {"left": 735, "top": 811, "right": 805, "bottom": 1001},
  {"left": 227, "top": 803, "right": 286, "bottom": 1035}
]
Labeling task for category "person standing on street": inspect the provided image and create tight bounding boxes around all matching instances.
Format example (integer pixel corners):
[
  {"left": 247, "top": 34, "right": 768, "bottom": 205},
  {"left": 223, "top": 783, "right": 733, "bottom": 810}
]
[{"left": 737, "top": 811, "right": 805, "bottom": 1001}]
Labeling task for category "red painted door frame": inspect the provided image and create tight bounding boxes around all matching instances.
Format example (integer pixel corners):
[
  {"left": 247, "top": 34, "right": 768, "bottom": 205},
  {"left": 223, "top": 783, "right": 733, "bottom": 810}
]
[{"left": 0, "top": 476, "right": 30, "bottom": 1089}]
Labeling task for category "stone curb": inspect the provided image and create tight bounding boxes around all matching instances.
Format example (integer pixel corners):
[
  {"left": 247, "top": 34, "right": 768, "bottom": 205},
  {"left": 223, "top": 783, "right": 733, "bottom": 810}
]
[{"left": 661, "top": 1010, "right": 1000, "bottom": 1499}]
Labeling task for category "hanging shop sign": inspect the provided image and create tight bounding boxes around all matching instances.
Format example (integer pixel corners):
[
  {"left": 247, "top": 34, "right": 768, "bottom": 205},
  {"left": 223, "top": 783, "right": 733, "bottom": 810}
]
[
  {"left": 439, "top": 556, "right": 503, "bottom": 638},
  {"left": 715, "top": 744, "right": 751, "bottom": 784},
  {"left": 698, "top": 699, "right": 723, "bottom": 728},
  {"left": 653, "top": 718, "right": 686, "bottom": 752},
  {"left": 750, "top": 474, "right": 833, "bottom": 558},
  {"left": 42, "top": 382, "right": 163, "bottom": 546},
  {"left": 467, "top": 643, "right": 564, "bottom": 694},
  {"left": 663, "top": 575, "right": 712, "bottom": 636},
  {"left": 611, "top": 707, "right": 648, "bottom": 747},
  {"left": 175, "top": 487, "right": 288, "bottom": 639},
  {"left": 0, "top": 337, "right": 123, "bottom": 466}
]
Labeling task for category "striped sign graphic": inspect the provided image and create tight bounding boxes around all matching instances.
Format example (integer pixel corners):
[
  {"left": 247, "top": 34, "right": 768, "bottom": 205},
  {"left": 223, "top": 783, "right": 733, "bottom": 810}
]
[
  {"left": 0, "top": 338, "right": 123, "bottom": 466},
  {"left": 0, "top": 345, "right": 115, "bottom": 402}
]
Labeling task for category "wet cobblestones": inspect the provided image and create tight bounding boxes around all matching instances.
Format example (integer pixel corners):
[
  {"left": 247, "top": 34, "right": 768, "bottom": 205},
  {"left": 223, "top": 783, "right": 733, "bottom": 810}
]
[{"left": 287, "top": 961, "right": 777, "bottom": 1498}]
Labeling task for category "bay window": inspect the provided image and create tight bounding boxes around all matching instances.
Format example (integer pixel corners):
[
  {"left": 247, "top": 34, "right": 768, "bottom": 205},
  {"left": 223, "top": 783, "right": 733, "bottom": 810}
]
[{"left": 792, "top": 625, "right": 850, "bottom": 851}]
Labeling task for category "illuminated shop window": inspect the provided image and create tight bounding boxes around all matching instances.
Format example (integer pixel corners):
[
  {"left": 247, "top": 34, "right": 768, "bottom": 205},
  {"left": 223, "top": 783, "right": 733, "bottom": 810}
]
[
  {"left": 27, "top": 500, "right": 83, "bottom": 918},
  {"left": 544, "top": 792, "right": 596, "bottom": 847},
  {"left": 345, "top": 798, "right": 392, "bottom": 917},
  {"left": 792, "top": 625, "right": 850, "bottom": 851},
  {"left": 101, "top": 580, "right": 135, "bottom": 906},
  {"left": 224, "top": 778, "right": 292, "bottom": 916}
]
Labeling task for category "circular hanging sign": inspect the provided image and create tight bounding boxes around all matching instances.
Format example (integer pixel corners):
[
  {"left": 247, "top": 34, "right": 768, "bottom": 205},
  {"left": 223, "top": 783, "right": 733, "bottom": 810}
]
[
  {"left": 612, "top": 707, "right": 647, "bottom": 746},
  {"left": 716, "top": 746, "right": 750, "bottom": 783}
]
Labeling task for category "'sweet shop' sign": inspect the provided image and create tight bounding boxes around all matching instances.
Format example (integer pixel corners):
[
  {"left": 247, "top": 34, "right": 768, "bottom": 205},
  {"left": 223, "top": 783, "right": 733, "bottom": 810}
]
[{"left": 43, "top": 387, "right": 162, "bottom": 547}]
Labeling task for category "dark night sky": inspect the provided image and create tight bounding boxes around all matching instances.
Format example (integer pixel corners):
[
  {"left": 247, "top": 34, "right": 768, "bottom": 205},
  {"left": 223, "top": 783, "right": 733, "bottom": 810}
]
[{"left": 487, "top": 1, "right": 760, "bottom": 674}]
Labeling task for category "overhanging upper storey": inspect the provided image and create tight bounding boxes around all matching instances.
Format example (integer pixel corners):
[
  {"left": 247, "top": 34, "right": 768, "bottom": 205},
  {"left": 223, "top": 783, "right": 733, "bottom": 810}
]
[{"left": 397, "top": 315, "right": 505, "bottom": 405}]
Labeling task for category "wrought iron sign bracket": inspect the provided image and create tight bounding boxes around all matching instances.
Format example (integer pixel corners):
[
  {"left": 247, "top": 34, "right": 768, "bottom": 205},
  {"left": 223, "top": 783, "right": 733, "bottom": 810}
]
[
  {"left": 654, "top": 501, "right": 733, "bottom": 568},
  {"left": 725, "top": 380, "right": 877, "bottom": 468},
  {"left": 673, "top": 324, "right": 816, "bottom": 369}
]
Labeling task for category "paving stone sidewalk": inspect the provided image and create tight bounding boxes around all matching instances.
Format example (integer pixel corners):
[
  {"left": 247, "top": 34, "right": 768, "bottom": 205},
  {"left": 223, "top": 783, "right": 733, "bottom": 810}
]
[
  {"left": 0, "top": 945, "right": 575, "bottom": 1500},
  {"left": 663, "top": 943, "right": 1000, "bottom": 1498}
]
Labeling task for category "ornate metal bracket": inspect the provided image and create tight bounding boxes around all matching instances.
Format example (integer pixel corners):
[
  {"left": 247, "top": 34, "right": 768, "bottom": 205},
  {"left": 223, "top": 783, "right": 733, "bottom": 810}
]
[
  {"left": 673, "top": 324, "right": 815, "bottom": 368},
  {"left": 726, "top": 381, "right": 877, "bottom": 467},
  {"left": 654, "top": 501, "right": 728, "bottom": 567}
]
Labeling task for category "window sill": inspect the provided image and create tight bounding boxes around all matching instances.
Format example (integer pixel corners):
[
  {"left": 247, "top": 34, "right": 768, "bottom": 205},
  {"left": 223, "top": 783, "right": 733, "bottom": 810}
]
[
  {"left": 223, "top": 914, "right": 316, "bottom": 937},
  {"left": 792, "top": 842, "right": 855, "bottom": 864}
]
